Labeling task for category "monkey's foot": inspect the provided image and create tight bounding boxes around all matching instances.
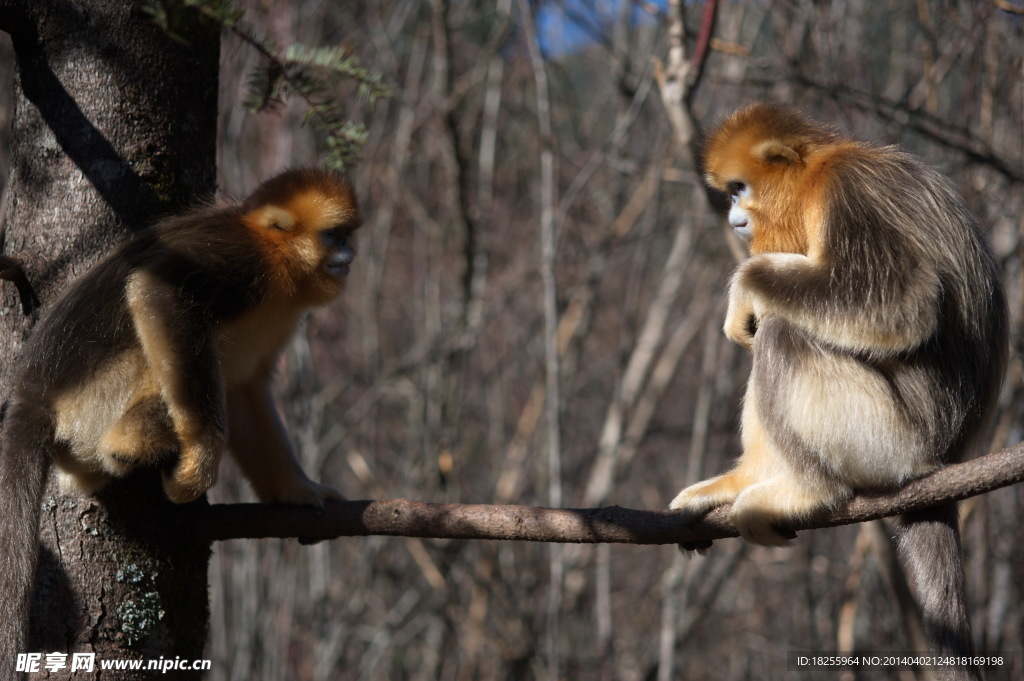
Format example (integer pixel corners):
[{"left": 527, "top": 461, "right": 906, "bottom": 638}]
[
  {"left": 163, "top": 476, "right": 214, "bottom": 504},
  {"left": 728, "top": 498, "right": 797, "bottom": 547},
  {"left": 98, "top": 395, "right": 177, "bottom": 474},
  {"left": 163, "top": 452, "right": 219, "bottom": 503},
  {"left": 668, "top": 472, "right": 745, "bottom": 520},
  {"left": 728, "top": 478, "right": 842, "bottom": 547}
]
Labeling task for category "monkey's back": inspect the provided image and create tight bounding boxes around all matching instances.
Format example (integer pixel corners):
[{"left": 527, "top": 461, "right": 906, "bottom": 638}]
[
  {"left": 15, "top": 213, "right": 271, "bottom": 406},
  {"left": 804, "top": 150, "right": 1006, "bottom": 472}
]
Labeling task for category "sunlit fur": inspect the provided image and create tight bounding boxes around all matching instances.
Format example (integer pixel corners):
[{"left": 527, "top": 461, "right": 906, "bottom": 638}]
[
  {"left": 671, "top": 103, "right": 1007, "bottom": 674},
  {"left": 1, "top": 168, "right": 360, "bottom": 663}
]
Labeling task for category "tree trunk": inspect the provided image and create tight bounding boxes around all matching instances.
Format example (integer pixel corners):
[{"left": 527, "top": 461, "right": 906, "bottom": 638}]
[{"left": 0, "top": 0, "right": 219, "bottom": 676}]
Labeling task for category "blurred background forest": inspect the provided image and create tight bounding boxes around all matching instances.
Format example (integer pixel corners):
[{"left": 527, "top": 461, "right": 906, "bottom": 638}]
[
  {"left": 8, "top": 0, "right": 1024, "bottom": 679},
  {"left": 215, "top": 1, "right": 1024, "bottom": 680}
]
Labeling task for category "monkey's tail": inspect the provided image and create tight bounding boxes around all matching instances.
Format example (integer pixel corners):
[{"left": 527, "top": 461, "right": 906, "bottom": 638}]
[
  {"left": 0, "top": 400, "right": 53, "bottom": 678},
  {"left": 895, "top": 503, "right": 981, "bottom": 681}
]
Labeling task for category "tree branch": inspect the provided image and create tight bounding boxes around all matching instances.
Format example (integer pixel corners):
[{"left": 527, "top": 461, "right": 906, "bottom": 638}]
[
  {"left": 785, "top": 74, "right": 1024, "bottom": 183},
  {"left": 201, "top": 444, "right": 1024, "bottom": 545}
]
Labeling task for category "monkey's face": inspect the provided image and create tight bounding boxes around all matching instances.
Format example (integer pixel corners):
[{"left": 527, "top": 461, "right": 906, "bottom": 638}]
[
  {"left": 726, "top": 181, "right": 754, "bottom": 242},
  {"left": 704, "top": 152, "right": 767, "bottom": 245},
  {"left": 727, "top": 174, "right": 810, "bottom": 255},
  {"left": 704, "top": 141, "right": 811, "bottom": 255},
  {"left": 287, "top": 193, "right": 361, "bottom": 303},
  {"left": 243, "top": 177, "right": 362, "bottom": 304}
]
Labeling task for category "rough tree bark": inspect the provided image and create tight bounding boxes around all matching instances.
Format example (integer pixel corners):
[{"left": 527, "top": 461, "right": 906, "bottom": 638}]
[{"left": 0, "top": 0, "right": 218, "bottom": 677}]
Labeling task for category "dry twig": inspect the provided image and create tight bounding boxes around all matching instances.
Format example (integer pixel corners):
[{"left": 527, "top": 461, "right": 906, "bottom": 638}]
[{"left": 202, "top": 444, "right": 1024, "bottom": 545}]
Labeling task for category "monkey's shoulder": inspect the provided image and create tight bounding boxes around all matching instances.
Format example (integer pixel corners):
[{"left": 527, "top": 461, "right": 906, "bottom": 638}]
[{"left": 136, "top": 214, "right": 269, "bottom": 312}]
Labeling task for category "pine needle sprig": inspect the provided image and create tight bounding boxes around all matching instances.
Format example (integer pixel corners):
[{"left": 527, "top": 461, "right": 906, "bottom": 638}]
[{"left": 143, "top": 0, "right": 390, "bottom": 170}]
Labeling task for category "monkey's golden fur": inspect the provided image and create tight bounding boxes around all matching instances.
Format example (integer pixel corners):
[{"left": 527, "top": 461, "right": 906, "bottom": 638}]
[
  {"left": 1, "top": 168, "right": 360, "bottom": 664},
  {"left": 671, "top": 103, "right": 1006, "bottom": 674}
]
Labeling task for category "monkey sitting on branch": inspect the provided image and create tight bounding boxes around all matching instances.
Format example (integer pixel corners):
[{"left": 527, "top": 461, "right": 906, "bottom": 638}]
[
  {"left": 670, "top": 102, "right": 1007, "bottom": 679},
  {"left": 1, "top": 167, "right": 360, "bottom": 665}
]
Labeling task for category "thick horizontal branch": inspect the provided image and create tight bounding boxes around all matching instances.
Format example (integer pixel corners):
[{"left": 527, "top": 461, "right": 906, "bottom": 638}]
[{"left": 200, "top": 443, "right": 1024, "bottom": 545}]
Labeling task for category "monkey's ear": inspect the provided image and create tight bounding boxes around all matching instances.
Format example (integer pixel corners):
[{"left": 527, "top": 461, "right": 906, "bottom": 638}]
[{"left": 753, "top": 140, "right": 802, "bottom": 165}]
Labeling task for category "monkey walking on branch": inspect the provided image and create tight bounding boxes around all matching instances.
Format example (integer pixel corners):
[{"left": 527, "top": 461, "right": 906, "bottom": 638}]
[
  {"left": 671, "top": 103, "right": 1007, "bottom": 680},
  {"left": 1, "top": 168, "right": 361, "bottom": 671}
]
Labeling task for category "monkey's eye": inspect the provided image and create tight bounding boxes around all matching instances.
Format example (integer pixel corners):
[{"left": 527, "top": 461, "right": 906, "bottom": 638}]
[
  {"left": 727, "top": 181, "right": 747, "bottom": 198},
  {"left": 255, "top": 206, "right": 296, "bottom": 232}
]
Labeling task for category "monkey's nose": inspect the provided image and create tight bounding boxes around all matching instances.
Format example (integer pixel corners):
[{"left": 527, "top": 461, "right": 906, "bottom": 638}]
[{"left": 326, "top": 249, "right": 354, "bottom": 277}]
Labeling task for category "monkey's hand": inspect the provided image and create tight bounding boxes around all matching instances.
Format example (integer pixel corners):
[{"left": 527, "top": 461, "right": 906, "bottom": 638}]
[
  {"left": 163, "top": 440, "right": 222, "bottom": 504},
  {"left": 723, "top": 282, "right": 758, "bottom": 351}
]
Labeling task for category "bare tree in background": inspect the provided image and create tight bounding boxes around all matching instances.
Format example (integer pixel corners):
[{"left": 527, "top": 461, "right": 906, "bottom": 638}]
[{"left": 209, "top": 1, "right": 1023, "bottom": 679}]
